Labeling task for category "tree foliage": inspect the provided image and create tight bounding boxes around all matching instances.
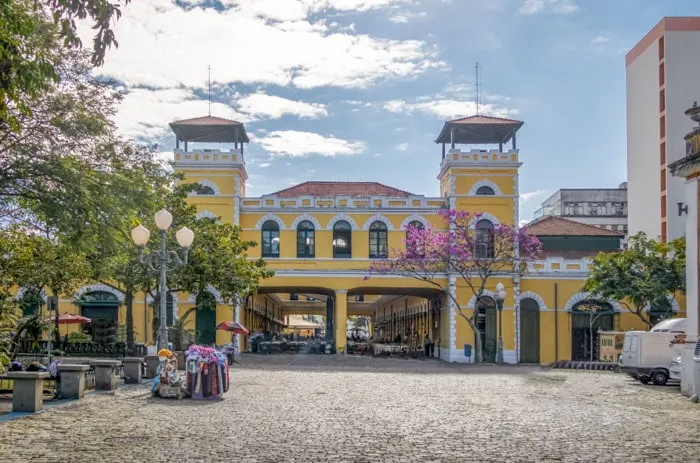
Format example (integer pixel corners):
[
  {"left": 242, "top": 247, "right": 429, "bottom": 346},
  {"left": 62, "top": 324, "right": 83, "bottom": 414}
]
[
  {"left": 367, "top": 209, "right": 542, "bottom": 363},
  {"left": 583, "top": 232, "right": 685, "bottom": 328},
  {"left": 1, "top": 0, "right": 131, "bottom": 129},
  {"left": 171, "top": 217, "right": 275, "bottom": 306}
]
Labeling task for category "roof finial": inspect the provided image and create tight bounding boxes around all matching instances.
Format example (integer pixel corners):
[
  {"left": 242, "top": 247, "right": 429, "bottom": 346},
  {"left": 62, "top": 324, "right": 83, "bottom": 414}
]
[
  {"left": 475, "top": 61, "right": 480, "bottom": 116},
  {"left": 208, "top": 65, "right": 212, "bottom": 116}
]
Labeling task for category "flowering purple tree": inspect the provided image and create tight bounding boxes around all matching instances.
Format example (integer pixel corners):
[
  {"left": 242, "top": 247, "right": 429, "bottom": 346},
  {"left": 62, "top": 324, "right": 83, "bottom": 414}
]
[{"left": 367, "top": 209, "right": 543, "bottom": 363}]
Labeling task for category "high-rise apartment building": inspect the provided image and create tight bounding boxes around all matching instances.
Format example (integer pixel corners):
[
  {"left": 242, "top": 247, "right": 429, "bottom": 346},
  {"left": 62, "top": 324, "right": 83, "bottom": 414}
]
[{"left": 626, "top": 17, "right": 700, "bottom": 242}]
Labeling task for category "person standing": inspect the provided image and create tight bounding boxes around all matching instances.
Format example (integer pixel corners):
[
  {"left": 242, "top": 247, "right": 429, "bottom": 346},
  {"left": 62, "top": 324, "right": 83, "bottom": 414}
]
[{"left": 423, "top": 332, "right": 431, "bottom": 359}]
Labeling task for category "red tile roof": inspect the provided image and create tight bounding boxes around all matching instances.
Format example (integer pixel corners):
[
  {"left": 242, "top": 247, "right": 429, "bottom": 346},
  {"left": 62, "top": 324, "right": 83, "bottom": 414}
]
[
  {"left": 448, "top": 115, "right": 523, "bottom": 125},
  {"left": 170, "top": 115, "right": 244, "bottom": 126},
  {"left": 271, "top": 181, "right": 413, "bottom": 198},
  {"left": 523, "top": 216, "right": 624, "bottom": 237}
]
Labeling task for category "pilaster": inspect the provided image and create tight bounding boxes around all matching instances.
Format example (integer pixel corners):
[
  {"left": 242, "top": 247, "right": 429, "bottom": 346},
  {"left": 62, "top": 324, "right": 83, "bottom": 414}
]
[
  {"left": 682, "top": 177, "right": 700, "bottom": 396},
  {"left": 335, "top": 290, "right": 348, "bottom": 353}
]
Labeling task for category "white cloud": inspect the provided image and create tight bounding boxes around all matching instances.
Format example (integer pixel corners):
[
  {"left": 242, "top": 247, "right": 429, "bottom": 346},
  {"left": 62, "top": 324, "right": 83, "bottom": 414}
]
[
  {"left": 519, "top": 190, "right": 547, "bottom": 202},
  {"left": 256, "top": 130, "right": 366, "bottom": 157},
  {"left": 85, "top": 0, "right": 441, "bottom": 91},
  {"left": 259, "top": 163, "right": 271, "bottom": 168},
  {"left": 116, "top": 88, "right": 251, "bottom": 139},
  {"left": 519, "top": 0, "right": 578, "bottom": 15},
  {"left": 389, "top": 11, "right": 427, "bottom": 23},
  {"left": 395, "top": 142, "right": 409, "bottom": 151},
  {"left": 236, "top": 93, "right": 328, "bottom": 119},
  {"left": 384, "top": 99, "right": 517, "bottom": 120},
  {"left": 116, "top": 88, "right": 330, "bottom": 139},
  {"left": 591, "top": 35, "right": 610, "bottom": 44}
]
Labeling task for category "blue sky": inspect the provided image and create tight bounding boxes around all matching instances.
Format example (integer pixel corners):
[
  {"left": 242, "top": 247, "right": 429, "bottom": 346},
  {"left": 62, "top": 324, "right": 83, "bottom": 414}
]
[{"left": 92, "top": 0, "right": 700, "bottom": 221}]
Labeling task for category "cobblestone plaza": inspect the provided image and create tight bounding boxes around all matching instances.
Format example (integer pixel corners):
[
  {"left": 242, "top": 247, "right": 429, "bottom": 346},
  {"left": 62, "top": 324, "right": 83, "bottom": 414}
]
[{"left": 0, "top": 356, "right": 698, "bottom": 462}]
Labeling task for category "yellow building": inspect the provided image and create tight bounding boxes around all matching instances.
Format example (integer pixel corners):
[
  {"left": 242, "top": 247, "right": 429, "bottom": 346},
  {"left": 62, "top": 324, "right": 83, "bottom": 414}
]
[{"left": 19, "top": 113, "right": 686, "bottom": 364}]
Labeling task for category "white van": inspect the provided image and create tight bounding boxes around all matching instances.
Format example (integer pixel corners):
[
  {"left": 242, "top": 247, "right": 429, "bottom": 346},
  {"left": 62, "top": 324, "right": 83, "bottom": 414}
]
[{"left": 620, "top": 331, "right": 683, "bottom": 385}]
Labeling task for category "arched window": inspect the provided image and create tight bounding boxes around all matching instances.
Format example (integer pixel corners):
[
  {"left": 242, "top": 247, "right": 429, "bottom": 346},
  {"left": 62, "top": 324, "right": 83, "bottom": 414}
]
[
  {"left": 261, "top": 220, "right": 280, "bottom": 258},
  {"left": 197, "top": 185, "right": 216, "bottom": 195},
  {"left": 476, "top": 186, "right": 495, "bottom": 196},
  {"left": 405, "top": 220, "right": 424, "bottom": 239},
  {"left": 369, "top": 221, "right": 388, "bottom": 258},
  {"left": 296, "top": 220, "right": 315, "bottom": 258},
  {"left": 20, "top": 289, "right": 43, "bottom": 317},
  {"left": 475, "top": 219, "right": 494, "bottom": 258},
  {"left": 333, "top": 220, "right": 352, "bottom": 258}
]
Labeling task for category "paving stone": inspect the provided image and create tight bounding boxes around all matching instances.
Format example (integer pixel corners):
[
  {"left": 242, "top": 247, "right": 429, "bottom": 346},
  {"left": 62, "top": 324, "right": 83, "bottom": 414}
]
[{"left": 0, "top": 355, "right": 698, "bottom": 462}]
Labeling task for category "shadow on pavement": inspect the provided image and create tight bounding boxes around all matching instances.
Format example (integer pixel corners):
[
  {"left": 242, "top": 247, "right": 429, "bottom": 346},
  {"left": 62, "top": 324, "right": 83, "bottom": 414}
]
[{"left": 235, "top": 354, "right": 547, "bottom": 376}]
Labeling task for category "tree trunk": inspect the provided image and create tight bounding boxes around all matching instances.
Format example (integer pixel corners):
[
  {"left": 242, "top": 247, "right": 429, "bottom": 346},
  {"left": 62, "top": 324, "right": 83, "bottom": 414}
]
[
  {"left": 459, "top": 311, "right": 482, "bottom": 363},
  {"left": 125, "top": 284, "right": 134, "bottom": 351}
]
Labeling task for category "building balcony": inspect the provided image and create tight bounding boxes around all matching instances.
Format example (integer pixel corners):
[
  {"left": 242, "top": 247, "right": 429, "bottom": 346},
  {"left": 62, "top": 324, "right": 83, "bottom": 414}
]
[{"left": 173, "top": 148, "right": 244, "bottom": 166}]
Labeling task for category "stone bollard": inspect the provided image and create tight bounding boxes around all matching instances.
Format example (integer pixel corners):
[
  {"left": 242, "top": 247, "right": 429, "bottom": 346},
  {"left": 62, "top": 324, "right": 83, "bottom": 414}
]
[
  {"left": 57, "top": 364, "right": 90, "bottom": 399},
  {"left": 122, "top": 357, "right": 144, "bottom": 384},
  {"left": 144, "top": 355, "right": 159, "bottom": 379},
  {"left": 7, "top": 371, "right": 50, "bottom": 413},
  {"left": 90, "top": 360, "right": 121, "bottom": 391}
]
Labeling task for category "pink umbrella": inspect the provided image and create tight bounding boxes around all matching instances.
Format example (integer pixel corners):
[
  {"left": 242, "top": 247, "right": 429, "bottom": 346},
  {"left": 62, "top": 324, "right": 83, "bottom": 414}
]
[
  {"left": 216, "top": 321, "right": 249, "bottom": 335},
  {"left": 47, "top": 313, "right": 92, "bottom": 325}
]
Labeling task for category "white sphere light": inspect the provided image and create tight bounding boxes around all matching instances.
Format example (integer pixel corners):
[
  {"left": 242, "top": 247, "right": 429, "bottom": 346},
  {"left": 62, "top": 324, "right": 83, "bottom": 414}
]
[
  {"left": 130, "top": 224, "right": 150, "bottom": 247},
  {"left": 176, "top": 226, "right": 195, "bottom": 248},
  {"left": 495, "top": 282, "right": 506, "bottom": 301},
  {"left": 154, "top": 209, "right": 173, "bottom": 231}
]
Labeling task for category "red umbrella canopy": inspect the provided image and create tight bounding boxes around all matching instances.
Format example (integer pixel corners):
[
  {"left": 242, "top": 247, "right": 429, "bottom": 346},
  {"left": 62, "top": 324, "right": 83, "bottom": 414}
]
[
  {"left": 48, "top": 313, "right": 92, "bottom": 325},
  {"left": 216, "top": 321, "right": 249, "bottom": 335}
]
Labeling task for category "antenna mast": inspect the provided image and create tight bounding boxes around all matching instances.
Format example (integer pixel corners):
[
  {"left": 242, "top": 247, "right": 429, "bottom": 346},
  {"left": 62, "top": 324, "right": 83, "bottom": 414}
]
[
  {"left": 475, "top": 62, "right": 480, "bottom": 115},
  {"left": 208, "top": 65, "right": 211, "bottom": 116}
]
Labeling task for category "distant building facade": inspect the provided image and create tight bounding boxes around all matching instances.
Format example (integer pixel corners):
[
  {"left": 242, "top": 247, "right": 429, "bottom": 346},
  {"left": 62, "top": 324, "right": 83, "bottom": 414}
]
[
  {"left": 534, "top": 185, "right": 628, "bottom": 236},
  {"left": 626, "top": 17, "right": 700, "bottom": 242}
]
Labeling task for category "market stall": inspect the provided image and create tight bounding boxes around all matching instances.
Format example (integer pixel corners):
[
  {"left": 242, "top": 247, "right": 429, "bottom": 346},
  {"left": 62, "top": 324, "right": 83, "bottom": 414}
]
[
  {"left": 152, "top": 348, "right": 184, "bottom": 399},
  {"left": 184, "top": 345, "right": 229, "bottom": 400}
]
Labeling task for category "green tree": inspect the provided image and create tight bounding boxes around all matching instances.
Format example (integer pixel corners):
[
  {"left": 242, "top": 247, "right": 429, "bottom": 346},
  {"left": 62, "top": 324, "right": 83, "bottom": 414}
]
[
  {"left": 171, "top": 217, "right": 275, "bottom": 313},
  {"left": 583, "top": 232, "right": 685, "bottom": 328},
  {"left": 1, "top": 0, "right": 131, "bottom": 129}
]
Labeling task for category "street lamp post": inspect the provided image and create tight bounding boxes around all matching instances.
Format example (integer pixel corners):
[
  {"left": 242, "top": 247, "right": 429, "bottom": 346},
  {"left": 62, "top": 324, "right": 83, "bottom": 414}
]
[
  {"left": 131, "top": 209, "right": 194, "bottom": 350},
  {"left": 494, "top": 282, "right": 507, "bottom": 365}
]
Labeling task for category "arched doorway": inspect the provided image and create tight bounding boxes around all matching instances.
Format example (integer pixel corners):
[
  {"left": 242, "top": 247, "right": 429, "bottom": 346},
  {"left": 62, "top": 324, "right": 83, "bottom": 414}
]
[
  {"left": 195, "top": 291, "right": 217, "bottom": 345},
  {"left": 79, "top": 291, "right": 120, "bottom": 344},
  {"left": 476, "top": 296, "right": 497, "bottom": 362},
  {"left": 571, "top": 300, "right": 614, "bottom": 362},
  {"left": 519, "top": 298, "right": 540, "bottom": 364}
]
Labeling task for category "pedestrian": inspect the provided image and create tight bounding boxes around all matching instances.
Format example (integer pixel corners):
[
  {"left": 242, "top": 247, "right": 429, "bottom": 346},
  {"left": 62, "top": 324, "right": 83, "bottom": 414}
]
[{"left": 424, "top": 332, "right": 431, "bottom": 358}]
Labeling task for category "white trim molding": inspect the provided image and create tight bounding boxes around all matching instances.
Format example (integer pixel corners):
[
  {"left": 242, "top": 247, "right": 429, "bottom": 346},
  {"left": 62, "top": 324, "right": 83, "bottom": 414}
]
[
  {"left": 470, "top": 212, "right": 500, "bottom": 227},
  {"left": 564, "top": 292, "right": 621, "bottom": 312},
  {"left": 14, "top": 287, "right": 48, "bottom": 302},
  {"left": 399, "top": 214, "right": 429, "bottom": 230},
  {"left": 255, "top": 214, "right": 286, "bottom": 230},
  {"left": 466, "top": 290, "right": 497, "bottom": 308},
  {"left": 518, "top": 291, "right": 547, "bottom": 310},
  {"left": 196, "top": 210, "right": 219, "bottom": 220},
  {"left": 290, "top": 214, "right": 322, "bottom": 230},
  {"left": 74, "top": 284, "right": 125, "bottom": 304},
  {"left": 326, "top": 214, "right": 359, "bottom": 230},
  {"left": 362, "top": 214, "right": 394, "bottom": 231},
  {"left": 468, "top": 180, "right": 503, "bottom": 196},
  {"left": 188, "top": 179, "right": 221, "bottom": 196},
  {"left": 187, "top": 284, "right": 224, "bottom": 304}
]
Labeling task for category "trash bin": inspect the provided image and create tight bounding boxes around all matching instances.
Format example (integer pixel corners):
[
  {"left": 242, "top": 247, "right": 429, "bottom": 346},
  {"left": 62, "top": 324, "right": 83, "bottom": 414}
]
[{"left": 464, "top": 344, "right": 472, "bottom": 360}]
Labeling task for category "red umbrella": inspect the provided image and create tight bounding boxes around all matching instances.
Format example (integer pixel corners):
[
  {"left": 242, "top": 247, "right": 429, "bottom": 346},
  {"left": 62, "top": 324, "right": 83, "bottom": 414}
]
[
  {"left": 216, "top": 321, "right": 249, "bottom": 335},
  {"left": 47, "top": 313, "right": 92, "bottom": 325}
]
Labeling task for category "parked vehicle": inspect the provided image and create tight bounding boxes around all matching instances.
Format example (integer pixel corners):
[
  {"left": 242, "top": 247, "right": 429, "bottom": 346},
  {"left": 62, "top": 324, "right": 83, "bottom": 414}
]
[
  {"left": 650, "top": 318, "right": 687, "bottom": 333},
  {"left": 670, "top": 354, "right": 683, "bottom": 382},
  {"left": 620, "top": 331, "right": 684, "bottom": 385}
]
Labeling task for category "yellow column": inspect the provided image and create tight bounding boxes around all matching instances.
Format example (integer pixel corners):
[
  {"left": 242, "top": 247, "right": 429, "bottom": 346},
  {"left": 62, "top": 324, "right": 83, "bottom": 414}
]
[{"left": 335, "top": 290, "right": 348, "bottom": 353}]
